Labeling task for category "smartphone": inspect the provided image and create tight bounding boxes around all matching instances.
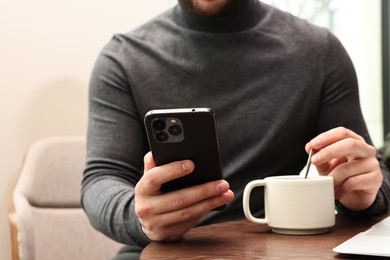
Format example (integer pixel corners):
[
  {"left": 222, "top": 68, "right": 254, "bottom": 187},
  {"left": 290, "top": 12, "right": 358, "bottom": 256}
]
[{"left": 144, "top": 108, "right": 224, "bottom": 194}]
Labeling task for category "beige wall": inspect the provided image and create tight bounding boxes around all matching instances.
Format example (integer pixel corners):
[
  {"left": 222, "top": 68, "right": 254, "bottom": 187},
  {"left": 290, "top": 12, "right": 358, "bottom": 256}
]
[{"left": 0, "top": 1, "right": 174, "bottom": 259}]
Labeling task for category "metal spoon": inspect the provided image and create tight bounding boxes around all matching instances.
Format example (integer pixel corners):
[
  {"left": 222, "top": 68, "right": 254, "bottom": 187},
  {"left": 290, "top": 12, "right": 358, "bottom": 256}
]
[{"left": 304, "top": 149, "right": 314, "bottom": 179}]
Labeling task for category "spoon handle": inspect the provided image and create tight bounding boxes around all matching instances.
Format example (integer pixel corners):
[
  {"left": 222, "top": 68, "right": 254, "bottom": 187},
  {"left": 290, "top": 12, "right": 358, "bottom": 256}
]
[{"left": 304, "top": 149, "right": 314, "bottom": 179}]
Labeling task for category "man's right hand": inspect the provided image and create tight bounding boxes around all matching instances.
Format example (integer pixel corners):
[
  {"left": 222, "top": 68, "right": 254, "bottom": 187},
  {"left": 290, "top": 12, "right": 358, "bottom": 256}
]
[{"left": 134, "top": 152, "right": 234, "bottom": 242}]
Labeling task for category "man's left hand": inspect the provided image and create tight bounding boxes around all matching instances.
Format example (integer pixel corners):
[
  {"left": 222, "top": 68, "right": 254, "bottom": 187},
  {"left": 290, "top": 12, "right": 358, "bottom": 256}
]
[{"left": 305, "top": 127, "right": 383, "bottom": 211}]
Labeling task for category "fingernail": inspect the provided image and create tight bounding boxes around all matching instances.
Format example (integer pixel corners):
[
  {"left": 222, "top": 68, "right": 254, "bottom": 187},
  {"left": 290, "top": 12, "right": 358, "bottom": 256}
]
[
  {"left": 222, "top": 190, "right": 234, "bottom": 201},
  {"left": 216, "top": 181, "right": 228, "bottom": 192},
  {"left": 181, "top": 161, "right": 191, "bottom": 171}
]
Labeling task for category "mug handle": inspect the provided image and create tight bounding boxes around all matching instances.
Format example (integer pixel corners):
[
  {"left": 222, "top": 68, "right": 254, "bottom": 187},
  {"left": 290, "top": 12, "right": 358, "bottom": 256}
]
[{"left": 242, "top": 179, "right": 268, "bottom": 224}]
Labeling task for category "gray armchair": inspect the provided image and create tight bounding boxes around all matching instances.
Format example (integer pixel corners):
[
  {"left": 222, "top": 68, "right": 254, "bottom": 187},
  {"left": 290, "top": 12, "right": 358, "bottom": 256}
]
[{"left": 8, "top": 136, "right": 123, "bottom": 260}]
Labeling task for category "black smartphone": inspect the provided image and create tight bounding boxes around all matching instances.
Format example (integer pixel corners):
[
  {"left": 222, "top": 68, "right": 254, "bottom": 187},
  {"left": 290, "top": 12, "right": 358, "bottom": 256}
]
[{"left": 144, "top": 108, "right": 224, "bottom": 194}]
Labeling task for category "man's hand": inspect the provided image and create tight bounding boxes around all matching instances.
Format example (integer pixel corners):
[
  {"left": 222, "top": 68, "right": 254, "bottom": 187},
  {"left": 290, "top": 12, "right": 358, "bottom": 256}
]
[
  {"left": 134, "top": 152, "right": 234, "bottom": 242},
  {"left": 305, "top": 127, "right": 383, "bottom": 211}
]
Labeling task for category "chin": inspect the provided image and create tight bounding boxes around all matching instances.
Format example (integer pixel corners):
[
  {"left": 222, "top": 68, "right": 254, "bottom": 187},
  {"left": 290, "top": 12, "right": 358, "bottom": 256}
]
[{"left": 181, "top": 0, "right": 236, "bottom": 17}]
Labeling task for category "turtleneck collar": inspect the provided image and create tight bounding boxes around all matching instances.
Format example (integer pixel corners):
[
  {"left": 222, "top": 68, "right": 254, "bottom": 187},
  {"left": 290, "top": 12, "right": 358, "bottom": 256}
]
[{"left": 174, "top": 0, "right": 263, "bottom": 33}]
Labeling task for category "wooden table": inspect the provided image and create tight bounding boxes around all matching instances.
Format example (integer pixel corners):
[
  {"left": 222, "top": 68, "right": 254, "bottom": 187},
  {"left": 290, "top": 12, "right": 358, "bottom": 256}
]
[{"left": 141, "top": 214, "right": 388, "bottom": 259}]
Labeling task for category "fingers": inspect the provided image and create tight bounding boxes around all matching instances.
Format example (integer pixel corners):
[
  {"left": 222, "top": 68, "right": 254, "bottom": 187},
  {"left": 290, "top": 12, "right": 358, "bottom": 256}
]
[
  {"left": 306, "top": 127, "right": 375, "bottom": 165},
  {"left": 330, "top": 157, "right": 379, "bottom": 190},
  {"left": 306, "top": 127, "right": 364, "bottom": 152},
  {"left": 136, "top": 180, "right": 234, "bottom": 241},
  {"left": 335, "top": 167, "right": 383, "bottom": 211},
  {"left": 311, "top": 137, "right": 376, "bottom": 165},
  {"left": 138, "top": 180, "right": 232, "bottom": 216},
  {"left": 138, "top": 155, "right": 195, "bottom": 195},
  {"left": 139, "top": 189, "right": 234, "bottom": 241},
  {"left": 305, "top": 127, "right": 383, "bottom": 211},
  {"left": 315, "top": 157, "right": 347, "bottom": 175}
]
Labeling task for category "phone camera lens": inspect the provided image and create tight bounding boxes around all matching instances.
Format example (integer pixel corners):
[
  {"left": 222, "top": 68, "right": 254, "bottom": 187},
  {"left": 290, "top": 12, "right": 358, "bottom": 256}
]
[
  {"left": 152, "top": 119, "right": 166, "bottom": 131},
  {"left": 168, "top": 125, "right": 182, "bottom": 136},
  {"left": 155, "top": 131, "right": 169, "bottom": 142}
]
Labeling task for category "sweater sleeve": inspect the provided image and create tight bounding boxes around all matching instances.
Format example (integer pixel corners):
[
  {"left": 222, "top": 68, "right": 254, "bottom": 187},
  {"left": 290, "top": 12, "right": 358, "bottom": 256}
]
[
  {"left": 318, "top": 31, "right": 390, "bottom": 217},
  {"left": 81, "top": 37, "right": 151, "bottom": 248}
]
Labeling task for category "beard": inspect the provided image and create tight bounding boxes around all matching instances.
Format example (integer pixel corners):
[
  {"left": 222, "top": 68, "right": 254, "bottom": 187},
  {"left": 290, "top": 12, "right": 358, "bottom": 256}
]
[{"left": 178, "top": 0, "right": 244, "bottom": 17}]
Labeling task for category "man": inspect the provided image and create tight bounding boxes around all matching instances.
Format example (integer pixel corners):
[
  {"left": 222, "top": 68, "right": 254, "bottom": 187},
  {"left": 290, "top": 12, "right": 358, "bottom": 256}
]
[{"left": 81, "top": 0, "right": 390, "bottom": 258}]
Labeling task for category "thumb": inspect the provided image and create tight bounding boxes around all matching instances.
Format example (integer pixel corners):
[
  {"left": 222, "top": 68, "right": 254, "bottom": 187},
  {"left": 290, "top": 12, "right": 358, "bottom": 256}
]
[{"left": 144, "top": 151, "right": 156, "bottom": 173}]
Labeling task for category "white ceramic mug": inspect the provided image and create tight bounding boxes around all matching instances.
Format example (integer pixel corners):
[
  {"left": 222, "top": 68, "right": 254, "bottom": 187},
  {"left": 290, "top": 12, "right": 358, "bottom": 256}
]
[{"left": 243, "top": 175, "right": 335, "bottom": 235}]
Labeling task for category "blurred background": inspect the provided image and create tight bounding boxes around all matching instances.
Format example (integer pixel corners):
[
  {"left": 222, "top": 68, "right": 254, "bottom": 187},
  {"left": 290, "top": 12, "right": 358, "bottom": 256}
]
[{"left": 0, "top": 0, "right": 385, "bottom": 259}]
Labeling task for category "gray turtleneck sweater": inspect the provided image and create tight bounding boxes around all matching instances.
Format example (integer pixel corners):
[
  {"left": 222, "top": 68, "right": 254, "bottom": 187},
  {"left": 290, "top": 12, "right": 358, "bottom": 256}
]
[{"left": 81, "top": 0, "right": 390, "bottom": 249}]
